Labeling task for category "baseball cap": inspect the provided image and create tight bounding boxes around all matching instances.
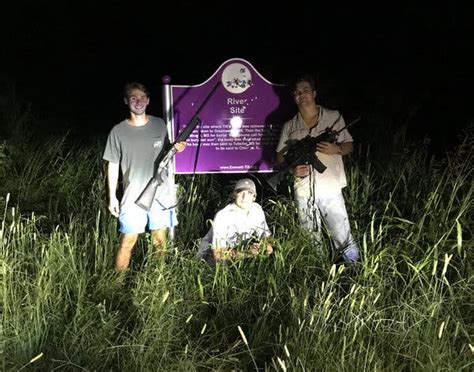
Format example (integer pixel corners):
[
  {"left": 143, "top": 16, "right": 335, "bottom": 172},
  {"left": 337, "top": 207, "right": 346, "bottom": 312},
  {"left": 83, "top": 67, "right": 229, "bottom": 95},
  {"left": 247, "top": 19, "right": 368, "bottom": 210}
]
[{"left": 233, "top": 178, "right": 256, "bottom": 194}]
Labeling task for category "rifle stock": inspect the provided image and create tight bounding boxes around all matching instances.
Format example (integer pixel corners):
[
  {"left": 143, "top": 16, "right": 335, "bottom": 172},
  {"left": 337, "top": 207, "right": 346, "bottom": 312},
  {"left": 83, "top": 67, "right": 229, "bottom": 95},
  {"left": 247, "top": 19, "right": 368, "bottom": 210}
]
[{"left": 135, "top": 81, "right": 221, "bottom": 211}]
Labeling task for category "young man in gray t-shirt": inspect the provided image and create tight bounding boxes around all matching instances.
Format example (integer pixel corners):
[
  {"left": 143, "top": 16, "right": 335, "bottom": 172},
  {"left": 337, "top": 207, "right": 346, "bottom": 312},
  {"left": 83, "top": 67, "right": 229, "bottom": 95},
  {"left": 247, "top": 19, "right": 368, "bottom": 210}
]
[{"left": 103, "top": 82, "right": 186, "bottom": 272}]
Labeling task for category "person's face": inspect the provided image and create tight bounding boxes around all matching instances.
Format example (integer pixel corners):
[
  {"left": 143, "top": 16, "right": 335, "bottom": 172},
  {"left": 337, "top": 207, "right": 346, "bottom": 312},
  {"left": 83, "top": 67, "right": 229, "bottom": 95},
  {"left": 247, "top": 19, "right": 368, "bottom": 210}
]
[
  {"left": 234, "top": 189, "right": 255, "bottom": 209},
  {"left": 125, "top": 88, "right": 149, "bottom": 115},
  {"left": 292, "top": 81, "right": 316, "bottom": 107}
]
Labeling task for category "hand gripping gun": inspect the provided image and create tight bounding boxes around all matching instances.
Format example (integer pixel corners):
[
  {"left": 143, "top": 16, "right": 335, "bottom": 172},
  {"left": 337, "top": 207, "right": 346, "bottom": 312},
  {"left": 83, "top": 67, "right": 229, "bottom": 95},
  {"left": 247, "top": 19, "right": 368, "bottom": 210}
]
[{"left": 267, "top": 115, "right": 361, "bottom": 191}]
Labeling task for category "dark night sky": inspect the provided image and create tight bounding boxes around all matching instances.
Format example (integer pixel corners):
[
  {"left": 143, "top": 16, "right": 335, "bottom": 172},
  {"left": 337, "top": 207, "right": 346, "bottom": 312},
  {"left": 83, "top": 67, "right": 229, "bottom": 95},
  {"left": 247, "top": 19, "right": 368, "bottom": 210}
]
[{"left": 1, "top": 1, "right": 473, "bottom": 150}]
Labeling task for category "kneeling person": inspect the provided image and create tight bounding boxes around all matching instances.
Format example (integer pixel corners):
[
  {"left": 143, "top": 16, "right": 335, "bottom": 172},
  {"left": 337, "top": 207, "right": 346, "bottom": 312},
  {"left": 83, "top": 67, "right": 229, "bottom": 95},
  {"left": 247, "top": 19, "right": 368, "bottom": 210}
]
[{"left": 199, "top": 178, "right": 273, "bottom": 264}]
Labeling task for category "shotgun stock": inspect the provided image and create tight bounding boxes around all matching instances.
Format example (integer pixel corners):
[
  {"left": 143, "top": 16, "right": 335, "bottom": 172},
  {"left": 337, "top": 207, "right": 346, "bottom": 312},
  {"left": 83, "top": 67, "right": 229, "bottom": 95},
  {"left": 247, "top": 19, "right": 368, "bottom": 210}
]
[{"left": 135, "top": 81, "right": 220, "bottom": 211}]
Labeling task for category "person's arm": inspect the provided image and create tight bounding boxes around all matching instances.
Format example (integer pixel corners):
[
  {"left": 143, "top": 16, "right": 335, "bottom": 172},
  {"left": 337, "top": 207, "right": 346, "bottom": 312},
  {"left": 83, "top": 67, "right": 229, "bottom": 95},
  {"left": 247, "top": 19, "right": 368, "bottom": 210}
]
[
  {"left": 213, "top": 246, "right": 255, "bottom": 261},
  {"left": 277, "top": 149, "right": 310, "bottom": 177},
  {"left": 316, "top": 111, "right": 354, "bottom": 156},
  {"left": 212, "top": 241, "right": 272, "bottom": 261},
  {"left": 212, "top": 246, "right": 254, "bottom": 261},
  {"left": 213, "top": 247, "right": 234, "bottom": 261},
  {"left": 107, "top": 162, "right": 120, "bottom": 217},
  {"left": 316, "top": 141, "right": 353, "bottom": 155},
  {"left": 339, "top": 141, "right": 353, "bottom": 155},
  {"left": 248, "top": 241, "right": 273, "bottom": 255}
]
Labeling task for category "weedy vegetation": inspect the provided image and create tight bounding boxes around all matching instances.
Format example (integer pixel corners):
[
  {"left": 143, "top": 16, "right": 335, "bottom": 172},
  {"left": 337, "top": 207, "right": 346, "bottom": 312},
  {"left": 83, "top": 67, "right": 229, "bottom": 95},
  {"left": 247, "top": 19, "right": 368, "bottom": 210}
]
[{"left": 1, "top": 103, "right": 472, "bottom": 371}]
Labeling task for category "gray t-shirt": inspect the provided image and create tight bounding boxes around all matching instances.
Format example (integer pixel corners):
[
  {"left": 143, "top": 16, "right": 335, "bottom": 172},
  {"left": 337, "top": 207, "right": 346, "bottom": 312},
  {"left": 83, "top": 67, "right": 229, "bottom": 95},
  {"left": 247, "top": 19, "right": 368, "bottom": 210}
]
[{"left": 103, "top": 115, "right": 172, "bottom": 206}]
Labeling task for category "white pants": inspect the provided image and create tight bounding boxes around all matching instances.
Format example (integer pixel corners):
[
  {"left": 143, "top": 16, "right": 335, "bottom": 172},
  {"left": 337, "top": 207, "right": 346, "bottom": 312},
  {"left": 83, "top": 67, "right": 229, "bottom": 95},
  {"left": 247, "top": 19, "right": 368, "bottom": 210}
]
[{"left": 295, "top": 191, "right": 358, "bottom": 263}]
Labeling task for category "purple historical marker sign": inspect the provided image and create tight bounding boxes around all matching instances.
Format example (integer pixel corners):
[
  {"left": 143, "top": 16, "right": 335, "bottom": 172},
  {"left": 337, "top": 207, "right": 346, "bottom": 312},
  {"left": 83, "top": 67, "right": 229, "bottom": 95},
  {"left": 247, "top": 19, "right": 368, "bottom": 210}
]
[{"left": 169, "top": 58, "right": 293, "bottom": 174}]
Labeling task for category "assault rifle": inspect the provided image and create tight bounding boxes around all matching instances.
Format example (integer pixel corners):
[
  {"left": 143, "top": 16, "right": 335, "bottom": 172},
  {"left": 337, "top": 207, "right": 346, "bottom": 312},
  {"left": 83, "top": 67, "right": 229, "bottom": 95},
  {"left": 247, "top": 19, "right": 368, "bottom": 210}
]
[
  {"left": 267, "top": 115, "right": 361, "bottom": 191},
  {"left": 135, "top": 81, "right": 221, "bottom": 211}
]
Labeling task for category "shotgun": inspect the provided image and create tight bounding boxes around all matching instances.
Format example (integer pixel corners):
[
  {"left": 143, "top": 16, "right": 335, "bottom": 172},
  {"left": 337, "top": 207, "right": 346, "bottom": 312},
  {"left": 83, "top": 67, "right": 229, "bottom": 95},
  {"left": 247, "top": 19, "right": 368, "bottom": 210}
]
[{"left": 135, "top": 81, "right": 221, "bottom": 210}]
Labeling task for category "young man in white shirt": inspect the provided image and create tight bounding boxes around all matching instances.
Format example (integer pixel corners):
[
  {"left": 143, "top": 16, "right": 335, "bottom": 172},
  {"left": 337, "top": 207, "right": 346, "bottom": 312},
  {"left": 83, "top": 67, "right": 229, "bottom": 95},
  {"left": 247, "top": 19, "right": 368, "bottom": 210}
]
[{"left": 276, "top": 75, "right": 358, "bottom": 264}]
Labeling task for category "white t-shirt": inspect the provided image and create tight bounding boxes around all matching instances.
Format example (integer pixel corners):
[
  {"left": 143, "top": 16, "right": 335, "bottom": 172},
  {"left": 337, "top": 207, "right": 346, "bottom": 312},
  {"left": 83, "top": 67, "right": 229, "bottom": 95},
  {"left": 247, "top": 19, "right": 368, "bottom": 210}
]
[{"left": 212, "top": 202, "right": 271, "bottom": 248}]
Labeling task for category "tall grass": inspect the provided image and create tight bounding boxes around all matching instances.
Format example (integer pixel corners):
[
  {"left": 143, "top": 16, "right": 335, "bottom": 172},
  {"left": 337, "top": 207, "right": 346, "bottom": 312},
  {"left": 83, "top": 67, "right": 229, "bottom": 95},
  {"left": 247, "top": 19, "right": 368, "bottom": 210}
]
[{"left": 1, "top": 123, "right": 472, "bottom": 370}]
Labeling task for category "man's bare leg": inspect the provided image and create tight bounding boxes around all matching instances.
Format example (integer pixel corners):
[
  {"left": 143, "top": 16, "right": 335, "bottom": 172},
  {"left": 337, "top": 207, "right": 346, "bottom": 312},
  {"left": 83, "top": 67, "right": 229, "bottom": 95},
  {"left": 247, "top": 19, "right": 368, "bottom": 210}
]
[
  {"left": 115, "top": 233, "right": 139, "bottom": 272},
  {"left": 151, "top": 227, "right": 168, "bottom": 257}
]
